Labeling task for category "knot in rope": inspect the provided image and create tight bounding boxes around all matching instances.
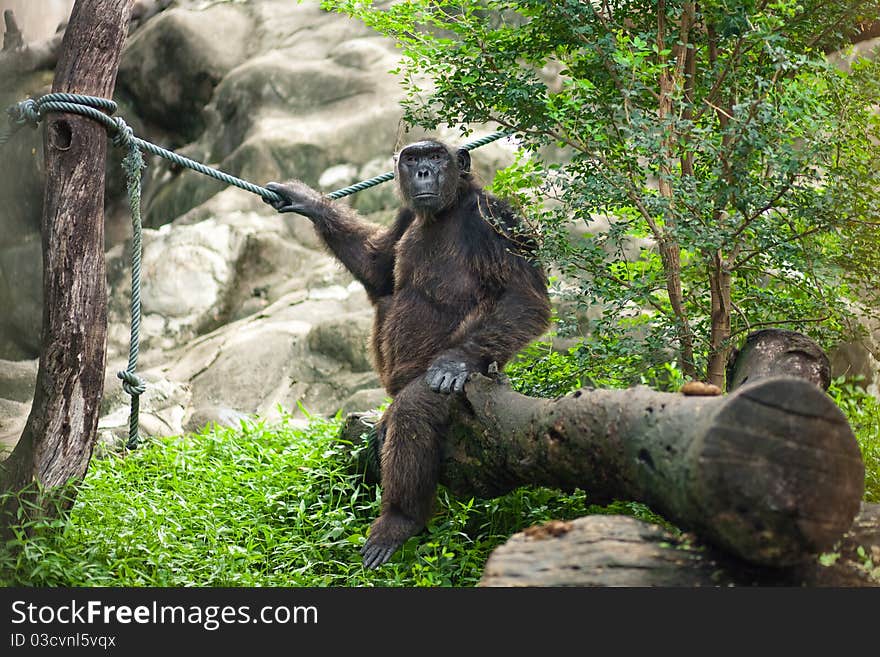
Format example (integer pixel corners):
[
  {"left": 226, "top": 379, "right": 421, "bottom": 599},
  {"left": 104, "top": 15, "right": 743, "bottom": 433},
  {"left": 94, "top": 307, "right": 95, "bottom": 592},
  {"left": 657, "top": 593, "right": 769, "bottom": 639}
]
[
  {"left": 117, "top": 370, "right": 144, "bottom": 450},
  {"left": 112, "top": 116, "right": 135, "bottom": 149},
  {"left": 117, "top": 370, "right": 146, "bottom": 396},
  {"left": 8, "top": 98, "right": 40, "bottom": 127}
]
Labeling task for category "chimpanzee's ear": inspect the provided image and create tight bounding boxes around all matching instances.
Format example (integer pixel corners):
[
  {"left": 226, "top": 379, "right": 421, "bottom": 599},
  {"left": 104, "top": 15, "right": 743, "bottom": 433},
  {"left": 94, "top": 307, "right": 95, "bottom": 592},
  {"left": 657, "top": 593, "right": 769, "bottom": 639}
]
[{"left": 456, "top": 148, "right": 471, "bottom": 173}]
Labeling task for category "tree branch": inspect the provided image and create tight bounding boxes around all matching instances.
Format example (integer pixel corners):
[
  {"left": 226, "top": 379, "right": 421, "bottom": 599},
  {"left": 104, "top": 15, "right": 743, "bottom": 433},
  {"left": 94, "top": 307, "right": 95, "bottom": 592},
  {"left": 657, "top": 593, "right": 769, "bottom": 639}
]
[{"left": 728, "top": 314, "right": 832, "bottom": 340}]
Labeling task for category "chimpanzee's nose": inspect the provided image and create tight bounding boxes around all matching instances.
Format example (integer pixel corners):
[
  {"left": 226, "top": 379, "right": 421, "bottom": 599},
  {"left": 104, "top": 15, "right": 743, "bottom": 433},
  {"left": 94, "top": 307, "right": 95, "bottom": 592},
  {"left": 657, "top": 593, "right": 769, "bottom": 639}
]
[{"left": 416, "top": 168, "right": 430, "bottom": 178}]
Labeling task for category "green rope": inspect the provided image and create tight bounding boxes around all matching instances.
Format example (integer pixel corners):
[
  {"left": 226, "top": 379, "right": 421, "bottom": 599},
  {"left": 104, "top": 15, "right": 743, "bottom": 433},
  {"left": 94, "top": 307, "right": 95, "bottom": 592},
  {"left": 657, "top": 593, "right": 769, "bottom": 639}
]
[
  {"left": 2, "top": 98, "right": 38, "bottom": 147},
  {"left": 2, "top": 92, "right": 514, "bottom": 449},
  {"left": 7, "top": 94, "right": 512, "bottom": 201},
  {"left": 117, "top": 121, "right": 147, "bottom": 450}
]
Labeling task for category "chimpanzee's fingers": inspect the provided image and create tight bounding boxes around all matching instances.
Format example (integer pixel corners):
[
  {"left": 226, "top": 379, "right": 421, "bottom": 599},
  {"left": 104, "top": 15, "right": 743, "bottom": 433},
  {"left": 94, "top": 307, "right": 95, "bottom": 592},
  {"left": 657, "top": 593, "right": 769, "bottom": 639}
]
[
  {"left": 439, "top": 372, "right": 455, "bottom": 394},
  {"left": 361, "top": 541, "right": 395, "bottom": 569},
  {"left": 262, "top": 182, "right": 285, "bottom": 207},
  {"left": 426, "top": 368, "right": 443, "bottom": 392}
]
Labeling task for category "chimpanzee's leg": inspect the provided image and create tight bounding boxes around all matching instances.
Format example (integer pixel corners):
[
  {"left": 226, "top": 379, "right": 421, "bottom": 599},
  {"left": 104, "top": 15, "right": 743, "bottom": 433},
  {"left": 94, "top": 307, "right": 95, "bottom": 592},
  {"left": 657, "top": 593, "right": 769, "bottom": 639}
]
[{"left": 360, "top": 376, "right": 452, "bottom": 569}]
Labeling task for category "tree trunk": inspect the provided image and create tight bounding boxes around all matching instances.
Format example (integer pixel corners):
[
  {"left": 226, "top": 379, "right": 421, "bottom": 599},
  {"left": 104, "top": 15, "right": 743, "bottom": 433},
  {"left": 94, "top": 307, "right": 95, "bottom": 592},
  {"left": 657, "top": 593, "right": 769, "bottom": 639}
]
[
  {"left": 0, "top": 0, "right": 134, "bottom": 529},
  {"left": 655, "top": 2, "right": 697, "bottom": 379},
  {"left": 344, "top": 331, "right": 863, "bottom": 568},
  {"left": 479, "top": 503, "right": 879, "bottom": 587},
  {"left": 706, "top": 252, "right": 732, "bottom": 388},
  {"left": 657, "top": 239, "right": 697, "bottom": 378}
]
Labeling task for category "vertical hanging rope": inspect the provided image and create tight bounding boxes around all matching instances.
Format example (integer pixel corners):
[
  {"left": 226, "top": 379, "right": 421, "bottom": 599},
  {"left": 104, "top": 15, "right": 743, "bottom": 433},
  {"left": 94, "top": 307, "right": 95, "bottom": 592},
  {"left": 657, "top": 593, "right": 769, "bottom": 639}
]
[{"left": 114, "top": 119, "right": 147, "bottom": 449}]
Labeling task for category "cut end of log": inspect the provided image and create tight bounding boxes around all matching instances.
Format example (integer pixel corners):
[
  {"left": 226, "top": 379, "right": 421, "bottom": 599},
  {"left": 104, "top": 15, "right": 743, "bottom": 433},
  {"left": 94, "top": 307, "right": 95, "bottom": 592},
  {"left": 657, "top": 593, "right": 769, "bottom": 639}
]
[{"left": 692, "top": 376, "right": 864, "bottom": 566}]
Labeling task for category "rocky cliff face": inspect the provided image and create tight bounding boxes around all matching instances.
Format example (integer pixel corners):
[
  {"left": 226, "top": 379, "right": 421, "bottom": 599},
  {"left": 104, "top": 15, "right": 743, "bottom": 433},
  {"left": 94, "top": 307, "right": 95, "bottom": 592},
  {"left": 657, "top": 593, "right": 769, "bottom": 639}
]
[{"left": 0, "top": 0, "right": 516, "bottom": 450}]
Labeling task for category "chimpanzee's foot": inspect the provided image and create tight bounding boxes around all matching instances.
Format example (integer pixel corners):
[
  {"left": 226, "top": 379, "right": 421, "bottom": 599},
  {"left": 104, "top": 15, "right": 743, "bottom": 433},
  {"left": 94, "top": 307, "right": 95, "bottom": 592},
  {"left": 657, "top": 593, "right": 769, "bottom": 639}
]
[{"left": 360, "top": 511, "right": 422, "bottom": 569}]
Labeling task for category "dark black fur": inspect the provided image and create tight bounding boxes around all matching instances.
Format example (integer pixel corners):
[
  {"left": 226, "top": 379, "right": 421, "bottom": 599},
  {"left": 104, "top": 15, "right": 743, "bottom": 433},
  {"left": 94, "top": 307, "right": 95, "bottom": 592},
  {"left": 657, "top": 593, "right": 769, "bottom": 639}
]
[{"left": 264, "top": 140, "right": 551, "bottom": 568}]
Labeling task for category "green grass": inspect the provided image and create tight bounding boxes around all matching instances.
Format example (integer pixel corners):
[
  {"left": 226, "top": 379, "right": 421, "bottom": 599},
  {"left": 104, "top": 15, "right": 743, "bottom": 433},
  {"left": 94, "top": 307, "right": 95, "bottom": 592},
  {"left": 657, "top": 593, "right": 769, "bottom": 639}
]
[{"left": 0, "top": 413, "right": 603, "bottom": 587}]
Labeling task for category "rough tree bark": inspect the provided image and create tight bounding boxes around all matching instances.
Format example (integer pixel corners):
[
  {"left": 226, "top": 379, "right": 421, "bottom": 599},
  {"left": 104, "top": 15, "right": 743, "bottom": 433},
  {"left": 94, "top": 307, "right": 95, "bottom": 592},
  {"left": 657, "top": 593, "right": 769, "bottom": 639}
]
[
  {"left": 0, "top": 0, "right": 134, "bottom": 529},
  {"left": 343, "top": 331, "right": 865, "bottom": 568},
  {"left": 725, "top": 327, "right": 831, "bottom": 392},
  {"left": 476, "top": 329, "right": 877, "bottom": 586}
]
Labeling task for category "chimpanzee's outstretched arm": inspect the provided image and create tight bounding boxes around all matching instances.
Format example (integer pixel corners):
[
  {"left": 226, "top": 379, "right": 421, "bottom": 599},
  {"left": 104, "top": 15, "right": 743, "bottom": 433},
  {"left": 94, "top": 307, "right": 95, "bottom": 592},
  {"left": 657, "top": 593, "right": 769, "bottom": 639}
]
[{"left": 264, "top": 181, "right": 412, "bottom": 302}]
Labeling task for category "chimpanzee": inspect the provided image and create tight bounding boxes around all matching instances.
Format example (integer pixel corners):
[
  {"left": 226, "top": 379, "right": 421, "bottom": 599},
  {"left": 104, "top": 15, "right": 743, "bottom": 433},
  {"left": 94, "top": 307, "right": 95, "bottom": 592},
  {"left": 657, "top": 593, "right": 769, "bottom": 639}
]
[{"left": 264, "top": 139, "right": 551, "bottom": 568}]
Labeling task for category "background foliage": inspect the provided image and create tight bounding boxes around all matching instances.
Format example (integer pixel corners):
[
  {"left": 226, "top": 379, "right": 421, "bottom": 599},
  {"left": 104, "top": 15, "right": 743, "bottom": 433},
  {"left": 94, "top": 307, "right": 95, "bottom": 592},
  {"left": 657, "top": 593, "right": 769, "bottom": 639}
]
[{"left": 328, "top": 0, "right": 880, "bottom": 387}]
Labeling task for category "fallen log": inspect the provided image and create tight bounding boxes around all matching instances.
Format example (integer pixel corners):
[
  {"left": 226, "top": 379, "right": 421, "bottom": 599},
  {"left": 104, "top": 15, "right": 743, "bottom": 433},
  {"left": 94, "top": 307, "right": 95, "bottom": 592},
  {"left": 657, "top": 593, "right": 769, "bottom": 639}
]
[
  {"left": 344, "top": 372, "right": 864, "bottom": 567},
  {"left": 471, "top": 328, "right": 873, "bottom": 585},
  {"left": 726, "top": 327, "right": 831, "bottom": 391},
  {"left": 478, "top": 503, "right": 880, "bottom": 587}
]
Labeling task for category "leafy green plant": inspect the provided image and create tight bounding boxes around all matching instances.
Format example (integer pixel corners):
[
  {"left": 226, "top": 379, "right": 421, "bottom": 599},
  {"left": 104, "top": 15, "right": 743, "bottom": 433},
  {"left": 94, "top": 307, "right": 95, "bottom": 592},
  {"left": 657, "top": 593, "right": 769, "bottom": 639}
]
[
  {"left": 0, "top": 415, "right": 599, "bottom": 587},
  {"left": 585, "top": 499, "right": 677, "bottom": 532},
  {"left": 828, "top": 376, "right": 880, "bottom": 502},
  {"left": 506, "top": 338, "right": 687, "bottom": 395},
  {"left": 505, "top": 341, "right": 583, "bottom": 397}
]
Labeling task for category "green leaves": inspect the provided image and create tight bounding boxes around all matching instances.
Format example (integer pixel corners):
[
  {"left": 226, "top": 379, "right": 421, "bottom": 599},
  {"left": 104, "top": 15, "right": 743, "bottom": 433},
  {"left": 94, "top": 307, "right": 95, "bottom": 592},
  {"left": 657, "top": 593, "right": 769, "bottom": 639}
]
[{"left": 829, "top": 377, "right": 880, "bottom": 503}]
